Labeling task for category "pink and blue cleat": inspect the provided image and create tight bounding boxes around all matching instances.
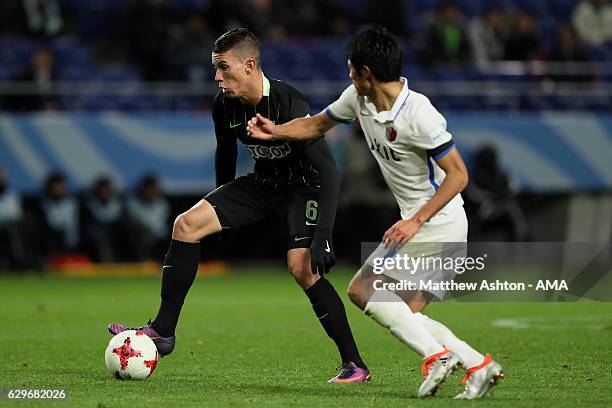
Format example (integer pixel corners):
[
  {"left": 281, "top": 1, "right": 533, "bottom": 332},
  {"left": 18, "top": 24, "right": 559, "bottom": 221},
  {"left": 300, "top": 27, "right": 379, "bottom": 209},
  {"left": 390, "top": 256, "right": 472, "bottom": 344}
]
[
  {"left": 328, "top": 362, "right": 372, "bottom": 383},
  {"left": 108, "top": 320, "right": 175, "bottom": 357}
]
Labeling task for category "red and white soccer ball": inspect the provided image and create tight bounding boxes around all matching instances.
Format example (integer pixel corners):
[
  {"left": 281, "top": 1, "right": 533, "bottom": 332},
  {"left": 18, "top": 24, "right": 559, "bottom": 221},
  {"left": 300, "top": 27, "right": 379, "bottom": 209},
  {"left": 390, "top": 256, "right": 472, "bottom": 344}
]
[{"left": 105, "top": 330, "right": 158, "bottom": 380}]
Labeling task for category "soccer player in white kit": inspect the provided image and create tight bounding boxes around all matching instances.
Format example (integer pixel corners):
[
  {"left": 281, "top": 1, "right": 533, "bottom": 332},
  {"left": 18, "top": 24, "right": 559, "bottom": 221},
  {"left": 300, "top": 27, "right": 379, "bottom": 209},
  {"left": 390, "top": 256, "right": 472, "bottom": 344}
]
[{"left": 247, "top": 25, "right": 504, "bottom": 399}]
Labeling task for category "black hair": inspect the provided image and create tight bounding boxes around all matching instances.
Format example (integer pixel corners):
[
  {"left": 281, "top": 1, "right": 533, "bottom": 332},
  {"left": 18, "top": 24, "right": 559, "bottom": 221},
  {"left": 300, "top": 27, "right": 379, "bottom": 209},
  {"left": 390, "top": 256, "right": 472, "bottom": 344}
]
[
  {"left": 138, "top": 173, "right": 159, "bottom": 192},
  {"left": 345, "top": 24, "right": 401, "bottom": 82},
  {"left": 92, "top": 176, "right": 113, "bottom": 194},
  {"left": 45, "top": 172, "right": 66, "bottom": 187},
  {"left": 213, "top": 27, "right": 262, "bottom": 68}
]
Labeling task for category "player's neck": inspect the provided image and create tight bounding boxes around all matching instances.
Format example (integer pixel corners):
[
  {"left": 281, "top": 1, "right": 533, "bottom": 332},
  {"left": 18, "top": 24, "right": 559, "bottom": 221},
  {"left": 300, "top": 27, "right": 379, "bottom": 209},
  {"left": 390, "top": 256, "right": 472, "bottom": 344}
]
[
  {"left": 369, "top": 80, "right": 404, "bottom": 113},
  {"left": 240, "top": 71, "right": 264, "bottom": 106}
]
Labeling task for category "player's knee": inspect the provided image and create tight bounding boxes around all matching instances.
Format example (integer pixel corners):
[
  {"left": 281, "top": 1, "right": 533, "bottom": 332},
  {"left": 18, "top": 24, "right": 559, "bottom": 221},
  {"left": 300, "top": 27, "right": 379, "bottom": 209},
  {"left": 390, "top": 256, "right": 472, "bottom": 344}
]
[
  {"left": 288, "top": 264, "right": 318, "bottom": 289},
  {"left": 173, "top": 212, "right": 199, "bottom": 240},
  {"left": 347, "top": 279, "right": 366, "bottom": 309}
]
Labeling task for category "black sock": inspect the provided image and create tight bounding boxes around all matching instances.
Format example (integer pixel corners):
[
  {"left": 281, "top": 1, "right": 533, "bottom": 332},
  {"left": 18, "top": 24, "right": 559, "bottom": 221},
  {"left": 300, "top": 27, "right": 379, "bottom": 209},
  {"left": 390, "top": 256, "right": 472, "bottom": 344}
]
[
  {"left": 151, "top": 239, "right": 200, "bottom": 337},
  {"left": 305, "top": 278, "right": 367, "bottom": 370}
]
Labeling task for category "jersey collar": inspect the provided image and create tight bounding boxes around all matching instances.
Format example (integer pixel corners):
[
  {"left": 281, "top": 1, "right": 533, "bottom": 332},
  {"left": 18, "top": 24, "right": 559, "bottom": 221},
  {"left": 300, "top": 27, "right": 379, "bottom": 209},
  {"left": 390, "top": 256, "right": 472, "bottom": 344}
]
[
  {"left": 372, "top": 77, "right": 410, "bottom": 124},
  {"left": 263, "top": 74, "right": 270, "bottom": 97}
]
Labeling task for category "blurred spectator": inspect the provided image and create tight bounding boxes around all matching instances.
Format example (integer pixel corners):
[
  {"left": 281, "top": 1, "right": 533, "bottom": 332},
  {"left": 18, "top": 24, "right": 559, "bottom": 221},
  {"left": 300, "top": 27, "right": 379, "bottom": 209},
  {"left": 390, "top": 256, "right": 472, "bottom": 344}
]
[
  {"left": 82, "top": 177, "right": 125, "bottom": 262},
  {"left": 422, "top": 2, "right": 472, "bottom": 66},
  {"left": 126, "top": 175, "right": 170, "bottom": 260},
  {"left": 123, "top": 0, "right": 172, "bottom": 81},
  {"left": 503, "top": 11, "right": 542, "bottom": 61},
  {"left": 0, "top": 1, "right": 25, "bottom": 36},
  {"left": 0, "top": 0, "right": 64, "bottom": 37},
  {"left": 547, "top": 24, "right": 596, "bottom": 83},
  {"left": 469, "top": 6, "right": 508, "bottom": 68},
  {"left": 307, "top": 0, "right": 351, "bottom": 36},
  {"left": 166, "top": 14, "right": 215, "bottom": 82},
  {"left": 244, "top": 0, "right": 288, "bottom": 39},
  {"left": 464, "top": 146, "right": 529, "bottom": 241},
  {"left": 209, "top": 0, "right": 288, "bottom": 39},
  {"left": 2, "top": 47, "right": 59, "bottom": 112},
  {"left": 572, "top": 0, "right": 612, "bottom": 45},
  {"left": 363, "top": 0, "right": 408, "bottom": 38},
  {"left": 0, "top": 167, "right": 26, "bottom": 270},
  {"left": 21, "top": 0, "right": 64, "bottom": 37},
  {"left": 39, "top": 172, "right": 80, "bottom": 252}
]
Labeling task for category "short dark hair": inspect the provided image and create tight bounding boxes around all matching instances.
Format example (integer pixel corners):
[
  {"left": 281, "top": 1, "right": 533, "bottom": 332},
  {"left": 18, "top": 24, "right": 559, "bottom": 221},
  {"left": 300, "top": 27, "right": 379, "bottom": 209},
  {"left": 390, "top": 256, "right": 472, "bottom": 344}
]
[
  {"left": 345, "top": 25, "right": 401, "bottom": 82},
  {"left": 213, "top": 28, "right": 262, "bottom": 69}
]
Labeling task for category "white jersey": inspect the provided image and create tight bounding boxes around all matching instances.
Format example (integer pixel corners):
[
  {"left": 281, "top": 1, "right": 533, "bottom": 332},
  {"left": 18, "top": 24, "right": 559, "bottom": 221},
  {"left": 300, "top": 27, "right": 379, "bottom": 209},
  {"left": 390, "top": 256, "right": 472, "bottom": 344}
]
[{"left": 325, "top": 78, "right": 463, "bottom": 220}]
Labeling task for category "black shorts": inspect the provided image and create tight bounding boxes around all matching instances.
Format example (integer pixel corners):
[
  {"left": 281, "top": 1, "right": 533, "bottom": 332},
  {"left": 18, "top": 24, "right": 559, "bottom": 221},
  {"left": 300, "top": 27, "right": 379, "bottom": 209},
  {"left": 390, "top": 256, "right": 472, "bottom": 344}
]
[{"left": 205, "top": 175, "right": 320, "bottom": 249}]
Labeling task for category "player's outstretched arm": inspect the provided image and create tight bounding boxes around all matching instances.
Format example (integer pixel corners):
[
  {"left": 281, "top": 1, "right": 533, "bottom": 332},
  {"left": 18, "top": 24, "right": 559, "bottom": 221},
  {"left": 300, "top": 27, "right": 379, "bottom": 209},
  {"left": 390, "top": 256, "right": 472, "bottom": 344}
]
[{"left": 247, "top": 111, "right": 337, "bottom": 141}]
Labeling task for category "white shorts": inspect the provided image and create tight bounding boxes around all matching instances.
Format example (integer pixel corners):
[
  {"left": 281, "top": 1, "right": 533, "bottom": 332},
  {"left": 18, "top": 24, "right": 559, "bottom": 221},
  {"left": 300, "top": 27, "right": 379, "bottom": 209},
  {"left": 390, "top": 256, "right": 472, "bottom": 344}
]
[{"left": 364, "top": 207, "right": 468, "bottom": 300}]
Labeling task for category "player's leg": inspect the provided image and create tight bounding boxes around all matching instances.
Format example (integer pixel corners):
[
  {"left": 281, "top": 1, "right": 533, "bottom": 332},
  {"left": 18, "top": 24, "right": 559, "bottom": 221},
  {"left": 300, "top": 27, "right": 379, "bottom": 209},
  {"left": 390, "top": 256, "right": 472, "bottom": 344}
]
[
  {"left": 413, "top": 311, "right": 484, "bottom": 372},
  {"left": 346, "top": 251, "right": 460, "bottom": 397},
  {"left": 108, "top": 198, "right": 222, "bottom": 355},
  {"left": 149, "top": 198, "right": 221, "bottom": 338},
  {"left": 285, "top": 187, "right": 370, "bottom": 382},
  {"left": 347, "top": 266, "right": 447, "bottom": 357},
  {"left": 348, "top": 266, "right": 475, "bottom": 362},
  {"left": 286, "top": 247, "right": 319, "bottom": 290},
  {"left": 287, "top": 248, "right": 370, "bottom": 382},
  {"left": 109, "top": 176, "right": 275, "bottom": 355}
]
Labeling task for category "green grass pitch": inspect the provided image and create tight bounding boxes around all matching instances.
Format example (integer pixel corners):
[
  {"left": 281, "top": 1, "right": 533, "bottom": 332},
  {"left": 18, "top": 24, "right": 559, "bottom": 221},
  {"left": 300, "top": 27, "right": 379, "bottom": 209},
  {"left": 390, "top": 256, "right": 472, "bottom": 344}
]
[{"left": 2, "top": 267, "right": 611, "bottom": 407}]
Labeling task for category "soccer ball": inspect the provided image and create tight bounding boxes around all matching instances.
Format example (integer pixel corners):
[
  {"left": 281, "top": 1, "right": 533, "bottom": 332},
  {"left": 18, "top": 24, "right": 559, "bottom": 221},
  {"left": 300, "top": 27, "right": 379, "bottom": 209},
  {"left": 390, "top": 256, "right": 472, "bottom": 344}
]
[{"left": 105, "top": 330, "right": 158, "bottom": 380}]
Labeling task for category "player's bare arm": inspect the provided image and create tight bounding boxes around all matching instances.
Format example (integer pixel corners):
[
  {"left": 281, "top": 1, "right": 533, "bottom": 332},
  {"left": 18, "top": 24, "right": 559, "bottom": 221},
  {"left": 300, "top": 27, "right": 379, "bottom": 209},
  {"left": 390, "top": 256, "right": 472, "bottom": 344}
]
[
  {"left": 247, "top": 111, "right": 337, "bottom": 141},
  {"left": 383, "top": 147, "right": 468, "bottom": 247}
]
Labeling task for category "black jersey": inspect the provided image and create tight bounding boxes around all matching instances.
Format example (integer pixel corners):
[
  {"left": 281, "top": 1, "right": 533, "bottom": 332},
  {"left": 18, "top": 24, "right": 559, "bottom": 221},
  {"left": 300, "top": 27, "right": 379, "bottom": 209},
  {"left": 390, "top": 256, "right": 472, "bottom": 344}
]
[{"left": 212, "top": 76, "right": 320, "bottom": 189}]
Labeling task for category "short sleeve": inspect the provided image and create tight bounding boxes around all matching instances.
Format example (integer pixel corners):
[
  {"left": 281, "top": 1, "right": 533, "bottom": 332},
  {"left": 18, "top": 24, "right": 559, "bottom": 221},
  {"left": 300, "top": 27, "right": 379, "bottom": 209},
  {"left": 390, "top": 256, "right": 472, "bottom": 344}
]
[
  {"left": 410, "top": 101, "right": 453, "bottom": 151},
  {"left": 289, "top": 94, "right": 311, "bottom": 120},
  {"left": 325, "top": 85, "right": 357, "bottom": 124}
]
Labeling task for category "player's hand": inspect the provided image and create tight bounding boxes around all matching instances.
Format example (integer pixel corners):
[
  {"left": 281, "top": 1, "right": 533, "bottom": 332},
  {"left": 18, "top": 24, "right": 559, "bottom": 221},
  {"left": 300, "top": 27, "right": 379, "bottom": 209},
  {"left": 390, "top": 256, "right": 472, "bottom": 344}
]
[
  {"left": 383, "top": 218, "right": 423, "bottom": 249},
  {"left": 310, "top": 236, "right": 336, "bottom": 275},
  {"left": 247, "top": 113, "right": 278, "bottom": 140}
]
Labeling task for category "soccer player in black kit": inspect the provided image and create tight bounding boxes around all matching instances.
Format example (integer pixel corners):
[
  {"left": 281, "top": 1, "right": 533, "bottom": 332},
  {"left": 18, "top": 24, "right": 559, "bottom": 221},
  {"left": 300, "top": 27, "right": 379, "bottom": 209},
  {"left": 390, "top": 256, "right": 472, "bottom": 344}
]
[{"left": 108, "top": 28, "right": 370, "bottom": 383}]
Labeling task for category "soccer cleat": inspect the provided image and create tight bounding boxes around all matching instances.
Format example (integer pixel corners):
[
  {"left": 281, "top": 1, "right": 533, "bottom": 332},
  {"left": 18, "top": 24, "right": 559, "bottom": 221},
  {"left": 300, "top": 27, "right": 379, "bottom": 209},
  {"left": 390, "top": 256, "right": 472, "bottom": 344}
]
[
  {"left": 417, "top": 347, "right": 462, "bottom": 398},
  {"left": 328, "top": 362, "right": 372, "bottom": 383},
  {"left": 454, "top": 353, "right": 505, "bottom": 400},
  {"left": 108, "top": 320, "right": 176, "bottom": 357}
]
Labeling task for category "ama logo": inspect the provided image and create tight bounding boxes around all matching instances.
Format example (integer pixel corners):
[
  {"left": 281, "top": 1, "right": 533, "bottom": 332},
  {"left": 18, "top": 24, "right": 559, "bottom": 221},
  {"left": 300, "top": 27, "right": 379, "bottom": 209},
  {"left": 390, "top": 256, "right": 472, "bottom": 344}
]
[{"left": 386, "top": 126, "right": 398, "bottom": 142}]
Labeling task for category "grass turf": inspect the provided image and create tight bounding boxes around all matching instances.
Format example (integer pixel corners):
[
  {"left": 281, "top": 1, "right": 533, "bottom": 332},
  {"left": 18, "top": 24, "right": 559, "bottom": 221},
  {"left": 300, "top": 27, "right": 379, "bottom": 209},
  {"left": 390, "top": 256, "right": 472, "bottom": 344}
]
[{"left": 1, "top": 267, "right": 611, "bottom": 407}]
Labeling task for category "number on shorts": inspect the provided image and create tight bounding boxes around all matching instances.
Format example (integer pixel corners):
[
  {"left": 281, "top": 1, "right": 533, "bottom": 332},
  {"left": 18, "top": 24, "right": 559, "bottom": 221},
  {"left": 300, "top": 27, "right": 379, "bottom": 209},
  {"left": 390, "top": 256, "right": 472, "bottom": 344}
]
[{"left": 305, "top": 200, "right": 318, "bottom": 221}]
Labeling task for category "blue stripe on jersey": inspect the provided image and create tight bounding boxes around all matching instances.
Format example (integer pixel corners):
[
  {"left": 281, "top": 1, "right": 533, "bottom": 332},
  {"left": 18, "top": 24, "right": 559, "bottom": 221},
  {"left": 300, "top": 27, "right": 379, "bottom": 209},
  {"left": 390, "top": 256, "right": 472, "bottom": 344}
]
[
  {"left": 325, "top": 107, "right": 352, "bottom": 124},
  {"left": 427, "top": 154, "right": 440, "bottom": 191},
  {"left": 433, "top": 142, "right": 456, "bottom": 161}
]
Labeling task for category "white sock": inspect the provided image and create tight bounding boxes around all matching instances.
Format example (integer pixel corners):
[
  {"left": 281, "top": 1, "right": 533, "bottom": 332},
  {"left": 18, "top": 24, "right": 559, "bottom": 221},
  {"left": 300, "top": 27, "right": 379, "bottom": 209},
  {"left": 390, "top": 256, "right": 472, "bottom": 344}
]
[
  {"left": 415, "top": 312, "right": 485, "bottom": 369},
  {"left": 364, "top": 290, "right": 445, "bottom": 358}
]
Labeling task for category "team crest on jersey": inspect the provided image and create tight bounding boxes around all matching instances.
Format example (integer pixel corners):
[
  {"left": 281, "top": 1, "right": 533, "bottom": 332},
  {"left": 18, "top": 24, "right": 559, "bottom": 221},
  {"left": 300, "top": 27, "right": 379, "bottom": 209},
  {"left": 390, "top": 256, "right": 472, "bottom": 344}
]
[{"left": 386, "top": 126, "right": 398, "bottom": 142}]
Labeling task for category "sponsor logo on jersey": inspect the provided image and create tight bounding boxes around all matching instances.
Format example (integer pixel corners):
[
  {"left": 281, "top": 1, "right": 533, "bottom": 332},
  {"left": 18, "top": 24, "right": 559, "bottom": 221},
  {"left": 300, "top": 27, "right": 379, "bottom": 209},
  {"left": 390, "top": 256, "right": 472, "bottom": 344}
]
[
  {"left": 245, "top": 142, "right": 292, "bottom": 159},
  {"left": 367, "top": 135, "right": 402, "bottom": 162}
]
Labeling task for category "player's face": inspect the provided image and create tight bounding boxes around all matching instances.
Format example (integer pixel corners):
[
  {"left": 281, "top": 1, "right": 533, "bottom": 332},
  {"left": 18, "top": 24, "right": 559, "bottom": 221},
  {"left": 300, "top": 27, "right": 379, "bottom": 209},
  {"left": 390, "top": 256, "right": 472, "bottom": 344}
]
[
  {"left": 348, "top": 60, "right": 372, "bottom": 96},
  {"left": 212, "top": 49, "right": 250, "bottom": 98}
]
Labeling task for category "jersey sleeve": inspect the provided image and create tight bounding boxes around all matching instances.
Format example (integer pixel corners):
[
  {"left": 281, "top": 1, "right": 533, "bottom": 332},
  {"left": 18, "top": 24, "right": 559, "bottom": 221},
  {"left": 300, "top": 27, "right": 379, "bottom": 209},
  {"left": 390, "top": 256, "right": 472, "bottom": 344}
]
[
  {"left": 324, "top": 85, "right": 357, "bottom": 124},
  {"left": 287, "top": 84, "right": 322, "bottom": 150},
  {"left": 212, "top": 93, "right": 238, "bottom": 187},
  {"left": 288, "top": 91, "right": 311, "bottom": 119},
  {"left": 411, "top": 100, "right": 455, "bottom": 159}
]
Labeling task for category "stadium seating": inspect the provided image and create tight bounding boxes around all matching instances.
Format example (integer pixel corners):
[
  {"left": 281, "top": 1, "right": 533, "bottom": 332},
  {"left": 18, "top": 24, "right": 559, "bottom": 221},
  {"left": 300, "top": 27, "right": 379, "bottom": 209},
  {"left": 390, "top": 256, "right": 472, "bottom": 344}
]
[{"left": 1, "top": 0, "right": 610, "bottom": 111}]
